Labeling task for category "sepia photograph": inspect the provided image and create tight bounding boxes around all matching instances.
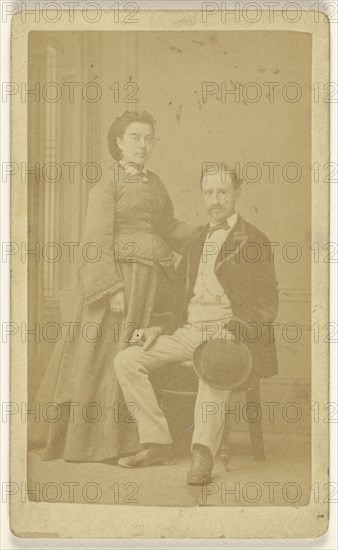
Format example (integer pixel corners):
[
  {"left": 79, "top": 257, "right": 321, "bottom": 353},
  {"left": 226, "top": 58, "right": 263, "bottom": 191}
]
[{"left": 7, "top": 5, "right": 331, "bottom": 540}]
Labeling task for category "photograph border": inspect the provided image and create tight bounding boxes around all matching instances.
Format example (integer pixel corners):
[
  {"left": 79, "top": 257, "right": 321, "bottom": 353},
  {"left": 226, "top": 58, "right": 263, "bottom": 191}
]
[{"left": 9, "top": 5, "right": 330, "bottom": 539}]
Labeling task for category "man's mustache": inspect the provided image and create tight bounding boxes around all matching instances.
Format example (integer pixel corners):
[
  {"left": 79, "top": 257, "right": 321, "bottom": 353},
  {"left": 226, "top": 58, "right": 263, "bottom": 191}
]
[{"left": 207, "top": 205, "right": 224, "bottom": 211}]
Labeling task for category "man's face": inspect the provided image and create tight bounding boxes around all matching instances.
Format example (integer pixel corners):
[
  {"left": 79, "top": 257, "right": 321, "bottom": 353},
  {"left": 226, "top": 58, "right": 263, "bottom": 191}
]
[
  {"left": 201, "top": 172, "right": 239, "bottom": 224},
  {"left": 116, "top": 122, "right": 155, "bottom": 168}
]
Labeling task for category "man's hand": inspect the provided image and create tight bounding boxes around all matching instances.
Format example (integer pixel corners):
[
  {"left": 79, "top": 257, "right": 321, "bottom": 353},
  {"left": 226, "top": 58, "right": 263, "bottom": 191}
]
[
  {"left": 211, "top": 326, "right": 235, "bottom": 342},
  {"left": 222, "top": 329, "right": 235, "bottom": 342},
  {"left": 109, "top": 290, "right": 125, "bottom": 315},
  {"left": 131, "top": 327, "right": 162, "bottom": 350}
]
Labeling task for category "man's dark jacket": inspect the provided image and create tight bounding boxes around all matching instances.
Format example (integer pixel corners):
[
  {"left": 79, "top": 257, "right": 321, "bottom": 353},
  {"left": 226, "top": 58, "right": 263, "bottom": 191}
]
[{"left": 153, "top": 214, "right": 279, "bottom": 381}]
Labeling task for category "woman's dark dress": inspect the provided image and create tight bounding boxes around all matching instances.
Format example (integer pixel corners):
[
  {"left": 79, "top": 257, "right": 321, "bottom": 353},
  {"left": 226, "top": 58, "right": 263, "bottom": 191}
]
[{"left": 29, "top": 165, "right": 195, "bottom": 461}]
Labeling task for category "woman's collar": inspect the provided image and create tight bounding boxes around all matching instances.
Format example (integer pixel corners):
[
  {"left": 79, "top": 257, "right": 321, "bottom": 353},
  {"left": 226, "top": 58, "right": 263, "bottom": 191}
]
[{"left": 119, "top": 160, "right": 148, "bottom": 176}]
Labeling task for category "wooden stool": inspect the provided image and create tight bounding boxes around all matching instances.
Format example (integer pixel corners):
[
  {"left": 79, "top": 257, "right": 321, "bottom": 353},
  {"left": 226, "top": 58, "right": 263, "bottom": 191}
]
[{"left": 151, "top": 361, "right": 265, "bottom": 467}]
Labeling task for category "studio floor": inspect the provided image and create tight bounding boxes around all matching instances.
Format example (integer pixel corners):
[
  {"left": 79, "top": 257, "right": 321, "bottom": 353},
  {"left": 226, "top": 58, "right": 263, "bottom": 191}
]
[{"left": 27, "top": 432, "right": 311, "bottom": 508}]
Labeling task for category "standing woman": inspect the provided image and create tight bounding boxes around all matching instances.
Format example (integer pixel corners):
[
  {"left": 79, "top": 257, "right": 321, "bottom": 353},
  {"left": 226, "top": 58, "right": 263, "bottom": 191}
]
[{"left": 30, "top": 111, "right": 197, "bottom": 462}]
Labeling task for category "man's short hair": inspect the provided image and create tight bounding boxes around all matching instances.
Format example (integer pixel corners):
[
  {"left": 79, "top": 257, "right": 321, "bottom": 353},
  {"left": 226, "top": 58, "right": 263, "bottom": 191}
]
[{"left": 200, "top": 163, "right": 242, "bottom": 191}]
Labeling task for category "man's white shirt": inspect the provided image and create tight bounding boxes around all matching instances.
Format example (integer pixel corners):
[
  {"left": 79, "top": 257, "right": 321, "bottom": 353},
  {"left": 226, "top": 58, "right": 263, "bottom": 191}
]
[{"left": 187, "top": 212, "right": 238, "bottom": 327}]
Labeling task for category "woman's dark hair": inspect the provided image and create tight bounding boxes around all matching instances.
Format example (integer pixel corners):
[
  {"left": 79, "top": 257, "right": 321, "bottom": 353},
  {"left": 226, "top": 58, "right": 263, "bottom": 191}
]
[{"left": 107, "top": 111, "right": 155, "bottom": 160}]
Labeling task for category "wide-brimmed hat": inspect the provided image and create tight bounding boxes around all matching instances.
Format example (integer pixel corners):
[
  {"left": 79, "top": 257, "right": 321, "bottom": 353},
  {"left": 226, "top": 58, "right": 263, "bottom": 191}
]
[{"left": 192, "top": 339, "right": 252, "bottom": 391}]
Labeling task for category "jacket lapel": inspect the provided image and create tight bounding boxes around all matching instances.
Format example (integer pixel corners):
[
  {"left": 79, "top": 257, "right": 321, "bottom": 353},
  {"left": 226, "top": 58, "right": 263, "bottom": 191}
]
[
  {"left": 214, "top": 214, "right": 249, "bottom": 274},
  {"left": 183, "top": 215, "right": 249, "bottom": 298}
]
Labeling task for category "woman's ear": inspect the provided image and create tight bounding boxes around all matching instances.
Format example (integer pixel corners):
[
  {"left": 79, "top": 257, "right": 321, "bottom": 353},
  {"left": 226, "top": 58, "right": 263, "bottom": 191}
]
[{"left": 116, "top": 136, "right": 123, "bottom": 151}]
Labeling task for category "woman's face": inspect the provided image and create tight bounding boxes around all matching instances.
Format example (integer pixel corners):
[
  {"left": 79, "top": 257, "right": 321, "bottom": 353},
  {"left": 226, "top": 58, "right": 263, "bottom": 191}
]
[{"left": 116, "top": 122, "right": 155, "bottom": 168}]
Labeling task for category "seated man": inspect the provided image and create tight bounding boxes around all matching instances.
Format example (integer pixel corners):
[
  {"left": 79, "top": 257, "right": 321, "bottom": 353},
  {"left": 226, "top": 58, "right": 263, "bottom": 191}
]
[{"left": 114, "top": 163, "right": 279, "bottom": 485}]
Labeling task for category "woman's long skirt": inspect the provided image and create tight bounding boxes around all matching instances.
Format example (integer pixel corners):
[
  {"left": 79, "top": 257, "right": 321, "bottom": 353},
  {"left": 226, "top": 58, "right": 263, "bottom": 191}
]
[{"left": 28, "top": 261, "right": 164, "bottom": 462}]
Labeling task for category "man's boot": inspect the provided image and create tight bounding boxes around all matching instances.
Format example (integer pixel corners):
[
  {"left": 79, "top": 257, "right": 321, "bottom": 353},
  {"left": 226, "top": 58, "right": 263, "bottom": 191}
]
[{"left": 187, "top": 444, "right": 213, "bottom": 485}]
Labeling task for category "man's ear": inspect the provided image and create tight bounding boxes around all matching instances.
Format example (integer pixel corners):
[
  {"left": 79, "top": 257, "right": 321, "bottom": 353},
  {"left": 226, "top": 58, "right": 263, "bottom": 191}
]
[{"left": 235, "top": 186, "right": 241, "bottom": 201}]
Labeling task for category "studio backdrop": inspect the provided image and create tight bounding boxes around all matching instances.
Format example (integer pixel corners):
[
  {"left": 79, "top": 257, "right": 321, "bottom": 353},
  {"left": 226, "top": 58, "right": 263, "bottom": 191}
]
[{"left": 28, "top": 30, "right": 311, "bottom": 437}]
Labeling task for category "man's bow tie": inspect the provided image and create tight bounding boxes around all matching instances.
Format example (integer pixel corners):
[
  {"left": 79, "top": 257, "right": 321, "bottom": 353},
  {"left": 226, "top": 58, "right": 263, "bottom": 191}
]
[{"left": 207, "top": 220, "right": 230, "bottom": 238}]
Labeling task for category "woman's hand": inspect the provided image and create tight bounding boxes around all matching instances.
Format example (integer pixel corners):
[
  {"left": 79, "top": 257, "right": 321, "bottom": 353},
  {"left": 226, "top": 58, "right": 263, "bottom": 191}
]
[
  {"left": 131, "top": 327, "right": 162, "bottom": 350},
  {"left": 109, "top": 290, "right": 126, "bottom": 315}
]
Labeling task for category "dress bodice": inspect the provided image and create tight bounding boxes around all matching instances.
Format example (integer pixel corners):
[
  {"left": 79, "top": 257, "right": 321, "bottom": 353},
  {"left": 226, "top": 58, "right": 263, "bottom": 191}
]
[
  {"left": 113, "top": 168, "right": 177, "bottom": 266},
  {"left": 80, "top": 165, "right": 197, "bottom": 304}
]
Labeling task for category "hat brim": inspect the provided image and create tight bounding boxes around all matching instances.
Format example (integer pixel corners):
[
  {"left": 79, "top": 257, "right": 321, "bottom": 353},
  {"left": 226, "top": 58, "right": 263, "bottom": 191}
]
[{"left": 192, "top": 339, "right": 252, "bottom": 391}]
